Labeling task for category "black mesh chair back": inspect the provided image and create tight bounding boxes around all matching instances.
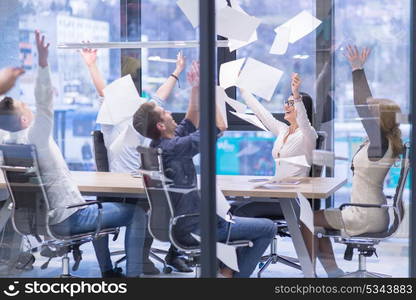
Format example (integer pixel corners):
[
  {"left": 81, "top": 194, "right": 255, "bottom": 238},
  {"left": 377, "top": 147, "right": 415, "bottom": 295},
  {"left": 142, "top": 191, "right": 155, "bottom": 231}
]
[
  {"left": 310, "top": 131, "right": 327, "bottom": 178},
  {"left": 0, "top": 144, "right": 50, "bottom": 238},
  {"left": 137, "top": 146, "right": 172, "bottom": 243},
  {"left": 92, "top": 130, "right": 109, "bottom": 172}
]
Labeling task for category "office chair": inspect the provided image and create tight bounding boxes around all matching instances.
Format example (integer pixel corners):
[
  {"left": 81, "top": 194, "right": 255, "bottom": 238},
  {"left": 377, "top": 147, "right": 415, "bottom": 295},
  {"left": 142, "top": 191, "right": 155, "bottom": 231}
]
[
  {"left": 254, "top": 131, "right": 328, "bottom": 277},
  {"left": 315, "top": 143, "right": 410, "bottom": 277},
  {"left": 0, "top": 143, "right": 118, "bottom": 277},
  {"left": 91, "top": 130, "right": 170, "bottom": 273},
  {"left": 137, "top": 146, "right": 252, "bottom": 277}
]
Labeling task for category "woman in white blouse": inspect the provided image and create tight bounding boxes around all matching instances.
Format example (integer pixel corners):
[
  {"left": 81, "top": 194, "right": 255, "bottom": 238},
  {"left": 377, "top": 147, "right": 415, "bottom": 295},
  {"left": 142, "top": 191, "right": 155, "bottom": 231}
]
[{"left": 233, "top": 74, "right": 318, "bottom": 218}]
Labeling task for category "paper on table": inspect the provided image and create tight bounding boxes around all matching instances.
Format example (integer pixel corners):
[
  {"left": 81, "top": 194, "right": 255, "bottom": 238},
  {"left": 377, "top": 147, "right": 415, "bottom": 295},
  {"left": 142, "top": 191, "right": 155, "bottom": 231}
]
[
  {"left": 191, "top": 233, "right": 240, "bottom": 272},
  {"left": 219, "top": 58, "right": 245, "bottom": 89},
  {"left": 274, "top": 10, "right": 322, "bottom": 44},
  {"left": 276, "top": 155, "right": 310, "bottom": 168},
  {"left": 217, "top": 86, "right": 247, "bottom": 114},
  {"left": 298, "top": 192, "right": 314, "bottom": 233},
  {"left": 217, "top": 7, "right": 261, "bottom": 41},
  {"left": 227, "top": 0, "right": 258, "bottom": 51},
  {"left": 216, "top": 185, "right": 233, "bottom": 223},
  {"left": 216, "top": 87, "right": 228, "bottom": 128},
  {"left": 230, "top": 111, "right": 268, "bottom": 132},
  {"left": 236, "top": 57, "right": 284, "bottom": 101},
  {"left": 270, "top": 26, "right": 291, "bottom": 55},
  {"left": 98, "top": 75, "right": 146, "bottom": 125},
  {"left": 177, "top": 0, "right": 199, "bottom": 28}
]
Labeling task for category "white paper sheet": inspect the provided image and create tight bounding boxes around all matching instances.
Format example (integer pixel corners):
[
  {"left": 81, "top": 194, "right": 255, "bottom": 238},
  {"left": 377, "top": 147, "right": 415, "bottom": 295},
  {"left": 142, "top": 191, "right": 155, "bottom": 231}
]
[
  {"left": 216, "top": 87, "right": 228, "bottom": 128},
  {"left": 298, "top": 192, "right": 314, "bottom": 233},
  {"left": 227, "top": 0, "right": 258, "bottom": 51},
  {"left": 276, "top": 155, "right": 310, "bottom": 168},
  {"left": 97, "top": 75, "right": 146, "bottom": 125},
  {"left": 191, "top": 233, "right": 240, "bottom": 272},
  {"left": 177, "top": 0, "right": 199, "bottom": 28},
  {"left": 230, "top": 111, "right": 268, "bottom": 131},
  {"left": 108, "top": 124, "right": 141, "bottom": 156},
  {"left": 312, "top": 150, "right": 335, "bottom": 168},
  {"left": 270, "top": 26, "right": 291, "bottom": 55},
  {"left": 216, "top": 85, "right": 247, "bottom": 115},
  {"left": 219, "top": 58, "right": 245, "bottom": 89},
  {"left": 216, "top": 185, "right": 233, "bottom": 223},
  {"left": 274, "top": 10, "right": 322, "bottom": 44},
  {"left": 217, "top": 7, "right": 261, "bottom": 41},
  {"left": 236, "top": 58, "right": 283, "bottom": 101}
]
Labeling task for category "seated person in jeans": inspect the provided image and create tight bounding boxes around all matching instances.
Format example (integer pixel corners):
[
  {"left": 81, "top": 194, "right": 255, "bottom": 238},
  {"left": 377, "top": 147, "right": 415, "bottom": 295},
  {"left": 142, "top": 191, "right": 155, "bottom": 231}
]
[
  {"left": 133, "top": 61, "right": 275, "bottom": 278},
  {"left": 0, "top": 31, "right": 146, "bottom": 278}
]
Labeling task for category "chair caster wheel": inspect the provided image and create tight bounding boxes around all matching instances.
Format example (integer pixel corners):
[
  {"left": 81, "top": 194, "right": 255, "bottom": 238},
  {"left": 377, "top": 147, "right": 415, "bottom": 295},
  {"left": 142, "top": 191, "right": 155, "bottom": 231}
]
[
  {"left": 258, "top": 262, "right": 265, "bottom": 269},
  {"left": 163, "top": 266, "right": 173, "bottom": 274}
]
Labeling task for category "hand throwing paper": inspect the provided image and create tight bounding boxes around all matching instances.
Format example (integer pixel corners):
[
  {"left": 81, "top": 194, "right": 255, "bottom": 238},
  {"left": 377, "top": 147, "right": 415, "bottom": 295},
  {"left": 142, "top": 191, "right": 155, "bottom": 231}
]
[
  {"left": 298, "top": 192, "right": 314, "bottom": 233},
  {"left": 177, "top": 0, "right": 199, "bottom": 28},
  {"left": 191, "top": 233, "right": 240, "bottom": 272},
  {"left": 97, "top": 75, "right": 146, "bottom": 125},
  {"left": 236, "top": 58, "right": 283, "bottom": 101},
  {"left": 219, "top": 58, "right": 245, "bottom": 89},
  {"left": 274, "top": 10, "right": 322, "bottom": 44},
  {"left": 217, "top": 7, "right": 261, "bottom": 41}
]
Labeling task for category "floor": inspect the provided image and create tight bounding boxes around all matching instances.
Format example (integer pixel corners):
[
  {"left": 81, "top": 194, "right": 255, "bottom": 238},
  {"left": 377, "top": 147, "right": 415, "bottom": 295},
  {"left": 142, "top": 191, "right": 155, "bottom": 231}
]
[{"left": 1, "top": 228, "right": 409, "bottom": 278}]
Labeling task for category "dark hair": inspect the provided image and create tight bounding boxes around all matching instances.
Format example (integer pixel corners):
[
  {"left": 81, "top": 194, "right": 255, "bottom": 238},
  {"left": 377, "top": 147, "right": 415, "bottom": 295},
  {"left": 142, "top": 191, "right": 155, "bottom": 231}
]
[
  {"left": 132, "top": 102, "right": 162, "bottom": 140},
  {"left": 300, "top": 92, "right": 314, "bottom": 126},
  {"left": 0, "top": 97, "right": 22, "bottom": 132}
]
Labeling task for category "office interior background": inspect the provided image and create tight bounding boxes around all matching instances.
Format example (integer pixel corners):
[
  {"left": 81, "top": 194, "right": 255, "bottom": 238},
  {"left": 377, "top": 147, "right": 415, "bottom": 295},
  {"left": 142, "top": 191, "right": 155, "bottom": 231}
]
[{"left": 0, "top": 0, "right": 414, "bottom": 278}]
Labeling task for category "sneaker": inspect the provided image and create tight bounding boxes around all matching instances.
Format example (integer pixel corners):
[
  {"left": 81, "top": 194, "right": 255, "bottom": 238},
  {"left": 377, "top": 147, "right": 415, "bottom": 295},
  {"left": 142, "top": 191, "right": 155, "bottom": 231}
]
[
  {"left": 165, "top": 255, "right": 193, "bottom": 273},
  {"left": 101, "top": 267, "right": 125, "bottom": 278}
]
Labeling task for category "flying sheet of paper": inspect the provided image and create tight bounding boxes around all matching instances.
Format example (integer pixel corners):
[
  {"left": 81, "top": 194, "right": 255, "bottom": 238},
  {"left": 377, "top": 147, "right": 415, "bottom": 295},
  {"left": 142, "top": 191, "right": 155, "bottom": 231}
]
[
  {"left": 270, "top": 26, "right": 291, "bottom": 55},
  {"left": 177, "top": 0, "right": 199, "bottom": 28},
  {"left": 219, "top": 58, "right": 245, "bottom": 89},
  {"left": 216, "top": 185, "right": 233, "bottom": 223},
  {"left": 217, "top": 85, "right": 247, "bottom": 114},
  {"left": 217, "top": 7, "right": 261, "bottom": 41},
  {"left": 236, "top": 58, "right": 284, "bottom": 101},
  {"left": 276, "top": 155, "right": 310, "bottom": 168},
  {"left": 298, "top": 192, "right": 314, "bottom": 233},
  {"left": 216, "top": 87, "right": 228, "bottom": 128},
  {"left": 191, "top": 233, "right": 240, "bottom": 272},
  {"left": 97, "top": 75, "right": 146, "bottom": 125},
  {"left": 108, "top": 123, "right": 141, "bottom": 156},
  {"left": 227, "top": 0, "right": 258, "bottom": 51},
  {"left": 275, "top": 10, "right": 322, "bottom": 44},
  {"left": 230, "top": 111, "right": 268, "bottom": 132},
  {"left": 312, "top": 150, "right": 335, "bottom": 168}
]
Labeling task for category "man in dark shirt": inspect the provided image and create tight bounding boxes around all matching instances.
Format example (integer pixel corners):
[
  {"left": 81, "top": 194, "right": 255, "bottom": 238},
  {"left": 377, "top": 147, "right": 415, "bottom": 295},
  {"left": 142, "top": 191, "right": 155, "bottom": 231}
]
[{"left": 133, "top": 62, "right": 275, "bottom": 278}]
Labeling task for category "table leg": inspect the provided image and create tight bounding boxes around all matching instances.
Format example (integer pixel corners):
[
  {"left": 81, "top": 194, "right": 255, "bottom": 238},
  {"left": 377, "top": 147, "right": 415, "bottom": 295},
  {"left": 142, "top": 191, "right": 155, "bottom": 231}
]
[{"left": 279, "top": 198, "right": 315, "bottom": 278}]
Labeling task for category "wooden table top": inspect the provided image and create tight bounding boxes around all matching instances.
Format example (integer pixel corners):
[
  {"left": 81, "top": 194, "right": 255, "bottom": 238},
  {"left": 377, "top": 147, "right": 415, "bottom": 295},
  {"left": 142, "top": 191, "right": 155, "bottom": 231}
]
[{"left": 0, "top": 171, "right": 347, "bottom": 199}]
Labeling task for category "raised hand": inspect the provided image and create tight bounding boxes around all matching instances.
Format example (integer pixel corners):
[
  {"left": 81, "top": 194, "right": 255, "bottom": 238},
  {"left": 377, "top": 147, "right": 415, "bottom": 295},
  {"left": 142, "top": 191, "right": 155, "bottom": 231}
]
[
  {"left": 35, "top": 30, "right": 49, "bottom": 68},
  {"left": 187, "top": 61, "right": 200, "bottom": 88},
  {"left": 80, "top": 43, "right": 98, "bottom": 67},
  {"left": 0, "top": 67, "right": 24, "bottom": 94},
  {"left": 174, "top": 51, "right": 186, "bottom": 76},
  {"left": 291, "top": 73, "right": 301, "bottom": 99},
  {"left": 344, "top": 45, "right": 371, "bottom": 71}
]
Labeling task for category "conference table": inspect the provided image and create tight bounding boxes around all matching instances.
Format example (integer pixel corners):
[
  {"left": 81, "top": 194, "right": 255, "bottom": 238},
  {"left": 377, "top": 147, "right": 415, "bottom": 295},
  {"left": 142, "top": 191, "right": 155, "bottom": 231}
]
[{"left": 0, "top": 171, "right": 347, "bottom": 278}]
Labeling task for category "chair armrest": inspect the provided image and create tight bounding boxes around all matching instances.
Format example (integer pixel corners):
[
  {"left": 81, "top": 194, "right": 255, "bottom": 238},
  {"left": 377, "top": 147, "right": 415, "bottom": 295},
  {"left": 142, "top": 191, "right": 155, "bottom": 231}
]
[
  {"left": 66, "top": 201, "right": 103, "bottom": 209},
  {"left": 65, "top": 201, "right": 104, "bottom": 238},
  {"left": 339, "top": 203, "right": 391, "bottom": 210},
  {"left": 227, "top": 240, "right": 253, "bottom": 248},
  {"left": 171, "top": 213, "right": 200, "bottom": 225}
]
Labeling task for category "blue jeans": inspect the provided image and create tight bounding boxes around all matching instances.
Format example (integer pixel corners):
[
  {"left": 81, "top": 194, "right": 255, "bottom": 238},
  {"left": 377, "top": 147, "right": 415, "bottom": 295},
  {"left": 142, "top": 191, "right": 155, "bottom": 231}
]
[
  {"left": 194, "top": 216, "right": 275, "bottom": 278},
  {"left": 51, "top": 202, "right": 146, "bottom": 277}
]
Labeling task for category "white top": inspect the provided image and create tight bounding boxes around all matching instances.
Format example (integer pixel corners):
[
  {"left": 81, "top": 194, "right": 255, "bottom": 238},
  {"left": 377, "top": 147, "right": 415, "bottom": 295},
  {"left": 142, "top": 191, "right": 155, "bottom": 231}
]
[
  {"left": 99, "top": 97, "right": 162, "bottom": 173},
  {"left": 242, "top": 91, "right": 317, "bottom": 178},
  {"left": 341, "top": 141, "right": 394, "bottom": 236},
  {"left": 9, "top": 67, "right": 85, "bottom": 225}
]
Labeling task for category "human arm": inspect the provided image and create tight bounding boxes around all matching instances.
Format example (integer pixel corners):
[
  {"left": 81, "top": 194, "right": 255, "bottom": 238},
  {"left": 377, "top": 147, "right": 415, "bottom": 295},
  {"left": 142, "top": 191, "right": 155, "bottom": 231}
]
[
  {"left": 0, "top": 67, "right": 24, "bottom": 95},
  {"left": 154, "top": 51, "right": 186, "bottom": 101},
  {"left": 29, "top": 30, "right": 53, "bottom": 145},
  {"left": 240, "top": 89, "right": 286, "bottom": 136},
  {"left": 345, "top": 45, "right": 387, "bottom": 158},
  {"left": 80, "top": 47, "right": 106, "bottom": 97},
  {"left": 184, "top": 61, "right": 200, "bottom": 127}
]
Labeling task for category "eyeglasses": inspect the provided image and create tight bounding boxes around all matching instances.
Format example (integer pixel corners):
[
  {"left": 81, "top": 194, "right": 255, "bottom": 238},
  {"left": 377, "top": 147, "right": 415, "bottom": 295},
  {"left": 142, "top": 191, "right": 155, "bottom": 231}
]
[{"left": 284, "top": 98, "right": 294, "bottom": 107}]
